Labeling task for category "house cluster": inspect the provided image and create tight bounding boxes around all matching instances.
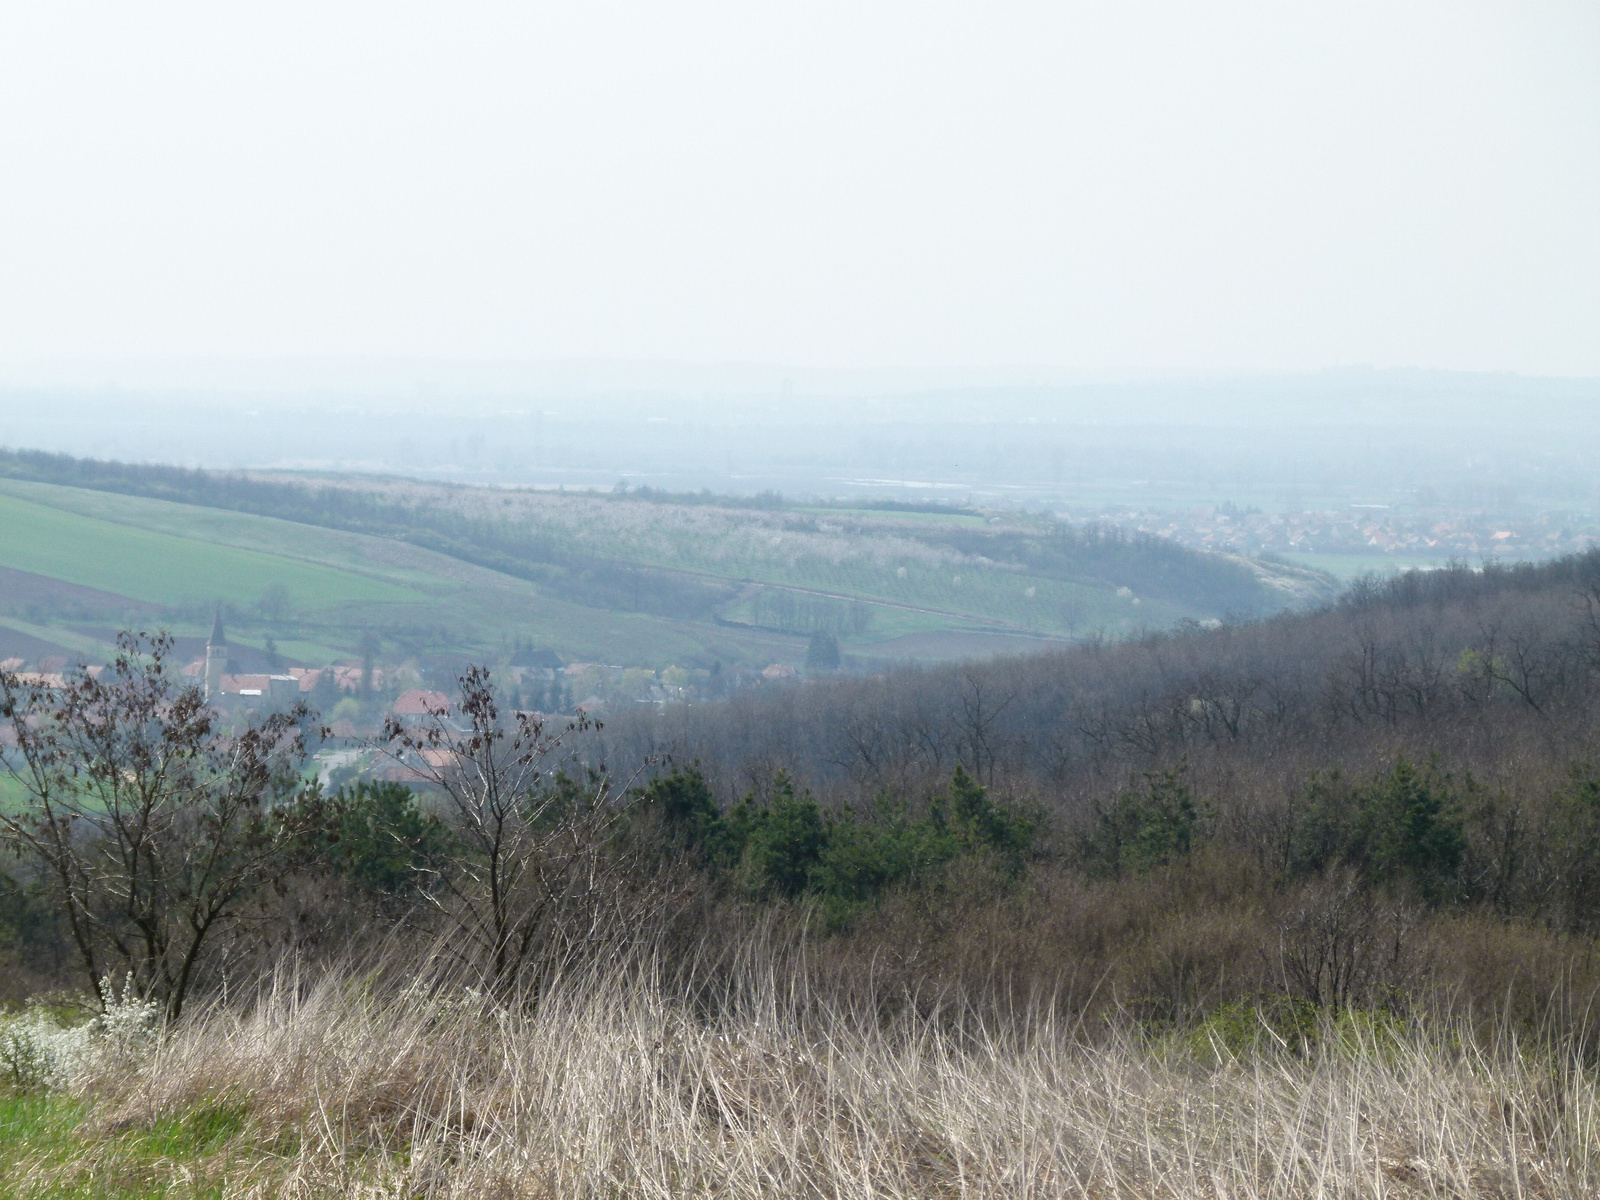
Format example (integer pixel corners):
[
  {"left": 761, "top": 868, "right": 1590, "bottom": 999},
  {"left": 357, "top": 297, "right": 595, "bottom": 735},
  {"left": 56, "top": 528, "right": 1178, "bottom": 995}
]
[
  {"left": 329, "top": 686, "right": 487, "bottom": 787},
  {"left": 0, "top": 655, "right": 90, "bottom": 688},
  {"left": 1092, "top": 505, "right": 1600, "bottom": 561},
  {"left": 6, "top": 620, "right": 809, "bottom": 788},
  {"left": 186, "top": 614, "right": 384, "bottom": 710}
]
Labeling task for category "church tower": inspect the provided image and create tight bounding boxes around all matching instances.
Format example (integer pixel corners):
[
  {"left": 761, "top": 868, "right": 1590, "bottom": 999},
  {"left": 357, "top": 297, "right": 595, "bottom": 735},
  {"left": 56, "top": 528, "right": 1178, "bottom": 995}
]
[{"left": 205, "top": 609, "right": 227, "bottom": 701}]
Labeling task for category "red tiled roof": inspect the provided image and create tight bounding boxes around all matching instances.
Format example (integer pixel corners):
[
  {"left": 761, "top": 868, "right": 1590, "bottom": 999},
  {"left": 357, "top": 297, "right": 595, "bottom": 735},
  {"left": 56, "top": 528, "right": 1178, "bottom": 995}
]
[{"left": 393, "top": 689, "right": 450, "bottom": 716}]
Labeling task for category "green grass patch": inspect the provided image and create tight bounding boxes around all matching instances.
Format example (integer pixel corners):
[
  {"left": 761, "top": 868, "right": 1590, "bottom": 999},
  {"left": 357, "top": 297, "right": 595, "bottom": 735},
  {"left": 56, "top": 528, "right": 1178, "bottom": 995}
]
[
  {"left": 0, "top": 480, "right": 451, "bottom": 594},
  {"left": 0, "top": 774, "right": 32, "bottom": 814},
  {"left": 0, "top": 1093, "right": 259, "bottom": 1199},
  {"left": 0, "top": 617, "right": 123, "bottom": 662},
  {"left": 123, "top": 1103, "right": 249, "bottom": 1163},
  {"left": 0, "top": 1094, "right": 96, "bottom": 1196},
  {"left": 0, "top": 492, "right": 419, "bottom": 615}
]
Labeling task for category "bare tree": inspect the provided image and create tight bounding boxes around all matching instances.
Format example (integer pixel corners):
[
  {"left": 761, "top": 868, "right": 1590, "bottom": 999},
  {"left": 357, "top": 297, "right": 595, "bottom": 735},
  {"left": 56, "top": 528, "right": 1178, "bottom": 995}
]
[
  {"left": 0, "top": 631, "right": 313, "bottom": 1019},
  {"left": 955, "top": 666, "right": 1015, "bottom": 783},
  {"left": 1277, "top": 876, "right": 1417, "bottom": 1012},
  {"left": 375, "top": 667, "right": 646, "bottom": 993}
]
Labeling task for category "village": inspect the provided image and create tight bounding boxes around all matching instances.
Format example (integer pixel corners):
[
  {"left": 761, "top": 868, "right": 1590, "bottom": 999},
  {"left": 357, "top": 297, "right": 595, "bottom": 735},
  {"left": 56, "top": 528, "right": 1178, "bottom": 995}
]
[
  {"left": 0, "top": 611, "right": 813, "bottom": 793},
  {"left": 1094, "top": 502, "right": 1600, "bottom": 563}
]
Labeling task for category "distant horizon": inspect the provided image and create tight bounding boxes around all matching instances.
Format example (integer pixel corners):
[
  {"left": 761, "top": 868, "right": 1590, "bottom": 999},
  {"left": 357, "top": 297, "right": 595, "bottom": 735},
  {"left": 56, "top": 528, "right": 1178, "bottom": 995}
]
[{"left": 2, "top": 359, "right": 1598, "bottom": 399}]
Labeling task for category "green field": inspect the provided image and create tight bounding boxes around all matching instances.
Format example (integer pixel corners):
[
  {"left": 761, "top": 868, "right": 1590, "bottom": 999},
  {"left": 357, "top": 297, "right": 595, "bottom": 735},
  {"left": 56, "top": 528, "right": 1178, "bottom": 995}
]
[
  {"left": 0, "top": 479, "right": 812, "bottom": 667},
  {"left": 0, "top": 469, "right": 1335, "bottom": 671},
  {"left": 0, "top": 773, "right": 30, "bottom": 814},
  {"left": 0, "top": 490, "right": 417, "bottom": 613}
]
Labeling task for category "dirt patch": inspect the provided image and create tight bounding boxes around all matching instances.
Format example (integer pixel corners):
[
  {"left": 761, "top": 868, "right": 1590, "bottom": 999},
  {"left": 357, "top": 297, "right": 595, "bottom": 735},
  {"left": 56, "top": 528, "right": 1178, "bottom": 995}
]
[
  {"left": 0, "top": 622, "right": 77, "bottom": 662},
  {"left": 0, "top": 565, "right": 160, "bottom": 619}
]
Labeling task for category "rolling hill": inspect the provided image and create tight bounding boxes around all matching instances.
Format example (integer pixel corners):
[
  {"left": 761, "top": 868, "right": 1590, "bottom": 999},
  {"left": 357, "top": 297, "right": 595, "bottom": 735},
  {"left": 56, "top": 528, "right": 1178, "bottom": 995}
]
[{"left": 0, "top": 449, "right": 1336, "bottom": 672}]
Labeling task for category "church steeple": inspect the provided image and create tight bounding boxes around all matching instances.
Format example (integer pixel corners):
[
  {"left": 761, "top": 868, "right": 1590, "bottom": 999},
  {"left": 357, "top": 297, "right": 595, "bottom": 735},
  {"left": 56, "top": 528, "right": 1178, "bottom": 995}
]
[{"left": 205, "top": 608, "right": 227, "bottom": 701}]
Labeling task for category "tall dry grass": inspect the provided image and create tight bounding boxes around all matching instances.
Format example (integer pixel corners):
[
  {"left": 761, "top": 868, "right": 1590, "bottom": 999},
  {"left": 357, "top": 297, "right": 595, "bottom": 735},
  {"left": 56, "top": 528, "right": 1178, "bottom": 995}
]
[{"left": 32, "top": 939, "right": 1600, "bottom": 1199}]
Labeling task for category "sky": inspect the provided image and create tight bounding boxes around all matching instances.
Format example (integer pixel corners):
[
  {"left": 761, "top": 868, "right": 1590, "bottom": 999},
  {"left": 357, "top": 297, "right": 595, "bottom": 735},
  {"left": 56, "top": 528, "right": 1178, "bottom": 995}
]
[{"left": 0, "top": 2, "right": 1596, "bottom": 378}]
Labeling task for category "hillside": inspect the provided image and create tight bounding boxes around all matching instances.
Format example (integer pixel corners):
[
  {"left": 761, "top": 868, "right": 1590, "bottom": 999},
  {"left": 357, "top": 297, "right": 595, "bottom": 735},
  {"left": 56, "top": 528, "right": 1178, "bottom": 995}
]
[
  {"left": 601, "top": 551, "right": 1600, "bottom": 799},
  {"left": 0, "top": 448, "right": 1334, "bottom": 671}
]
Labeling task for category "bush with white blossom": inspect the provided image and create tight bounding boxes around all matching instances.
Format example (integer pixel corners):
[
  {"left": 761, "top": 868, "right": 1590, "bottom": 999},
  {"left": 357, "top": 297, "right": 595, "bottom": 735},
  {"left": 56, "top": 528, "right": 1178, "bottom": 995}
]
[{"left": 0, "top": 976, "right": 162, "bottom": 1091}]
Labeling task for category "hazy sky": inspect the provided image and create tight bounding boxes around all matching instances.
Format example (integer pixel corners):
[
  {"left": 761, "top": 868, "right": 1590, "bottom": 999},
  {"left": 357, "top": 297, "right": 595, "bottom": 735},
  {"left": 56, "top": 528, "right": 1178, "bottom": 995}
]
[{"left": 1, "top": 2, "right": 1596, "bottom": 376}]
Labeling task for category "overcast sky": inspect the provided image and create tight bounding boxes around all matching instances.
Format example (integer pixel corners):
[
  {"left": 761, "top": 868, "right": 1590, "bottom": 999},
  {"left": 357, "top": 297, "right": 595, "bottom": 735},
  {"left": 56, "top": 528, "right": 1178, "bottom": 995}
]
[{"left": 0, "top": 2, "right": 1595, "bottom": 378}]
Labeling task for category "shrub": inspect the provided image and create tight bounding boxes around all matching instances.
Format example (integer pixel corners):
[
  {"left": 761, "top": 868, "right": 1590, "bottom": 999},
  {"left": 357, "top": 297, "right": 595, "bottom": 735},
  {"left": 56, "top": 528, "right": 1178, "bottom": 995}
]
[
  {"left": 810, "top": 799, "right": 960, "bottom": 927},
  {"left": 1080, "top": 762, "right": 1203, "bottom": 878},
  {"left": 1356, "top": 757, "right": 1465, "bottom": 899},
  {"left": 940, "top": 765, "right": 1036, "bottom": 868},
  {"left": 1184, "top": 997, "right": 1320, "bottom": 1060},
  {"left": 638, "top": 765, "right": 732, "bottom": 866},
  {"left": 0, "top": 977, "right": 160, "bottom": 1091},
  {"left": 1547, "top": 763, "right": 1600, "bottom": 933},
  {"left": 729, "top": 773, "right": 826, "bottom": 901},
  {"left": 296, "top": 781, "right": 453, "bottom": 899},
  {"left": 645, "top": 766, "right": 1035, "bottom": 925},
  {"left": 1286, "top": 770, "right": 1362, "bottom": 878},
  {"left": 805, "top": 631, "right": 842, "bottom": 671}
]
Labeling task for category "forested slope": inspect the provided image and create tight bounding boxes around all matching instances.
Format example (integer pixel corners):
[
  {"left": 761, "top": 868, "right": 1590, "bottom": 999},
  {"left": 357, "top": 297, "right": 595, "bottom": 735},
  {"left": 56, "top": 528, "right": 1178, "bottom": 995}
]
[
  {"left": 609, "top": 553, "right": 1600, "bottom": 793},
  {"left": 591, "top": 552, "right": 1600, "bottom": 1019}
]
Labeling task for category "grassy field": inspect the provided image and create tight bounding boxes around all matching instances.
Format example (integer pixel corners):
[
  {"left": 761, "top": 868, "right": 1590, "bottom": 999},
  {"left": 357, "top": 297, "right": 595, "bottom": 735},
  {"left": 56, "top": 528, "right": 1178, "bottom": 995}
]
[
  {"left": 1278, "top": 550, "right": 1454, "bottom": 579},
  {"left": 2, "top": 956, "right": 1594, "bottom": 1198},
  {"left": 0, "top": 479, "right": 797, "bottom": 667},
  {"left": 0, "top": 617, "right": 123, "bottom": 663},
  {"left": 0, "top": 491, "right": 413, "bottom": 613},
  {"left": 0, "top": 773, "right": 30, "bottom": 814}
]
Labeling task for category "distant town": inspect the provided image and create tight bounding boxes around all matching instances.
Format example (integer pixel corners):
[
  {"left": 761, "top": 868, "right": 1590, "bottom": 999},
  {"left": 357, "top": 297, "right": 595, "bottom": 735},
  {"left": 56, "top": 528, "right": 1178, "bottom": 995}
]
[{"left": 1093, "top": 503, "right": 1600, "bottom": 565}]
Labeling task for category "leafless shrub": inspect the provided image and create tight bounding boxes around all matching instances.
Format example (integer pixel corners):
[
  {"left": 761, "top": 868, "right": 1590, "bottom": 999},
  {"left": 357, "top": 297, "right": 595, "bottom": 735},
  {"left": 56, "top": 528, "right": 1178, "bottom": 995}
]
[
  {"left": 1277, "top": 873, "right": 1421, "bottom": 1011},
  {"left": 374, "top": 666, "right": 650, "bottom": 994},
  {"left": 0, "top": 631, "right": 312, "bottom": 1019}
]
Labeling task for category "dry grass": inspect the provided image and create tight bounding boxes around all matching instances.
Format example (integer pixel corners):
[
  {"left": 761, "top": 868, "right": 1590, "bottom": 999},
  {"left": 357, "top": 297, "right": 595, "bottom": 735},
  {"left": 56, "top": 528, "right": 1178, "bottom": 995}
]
[{"left": 10, "top": 946, "right": 1595, "bottom": 1200}]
